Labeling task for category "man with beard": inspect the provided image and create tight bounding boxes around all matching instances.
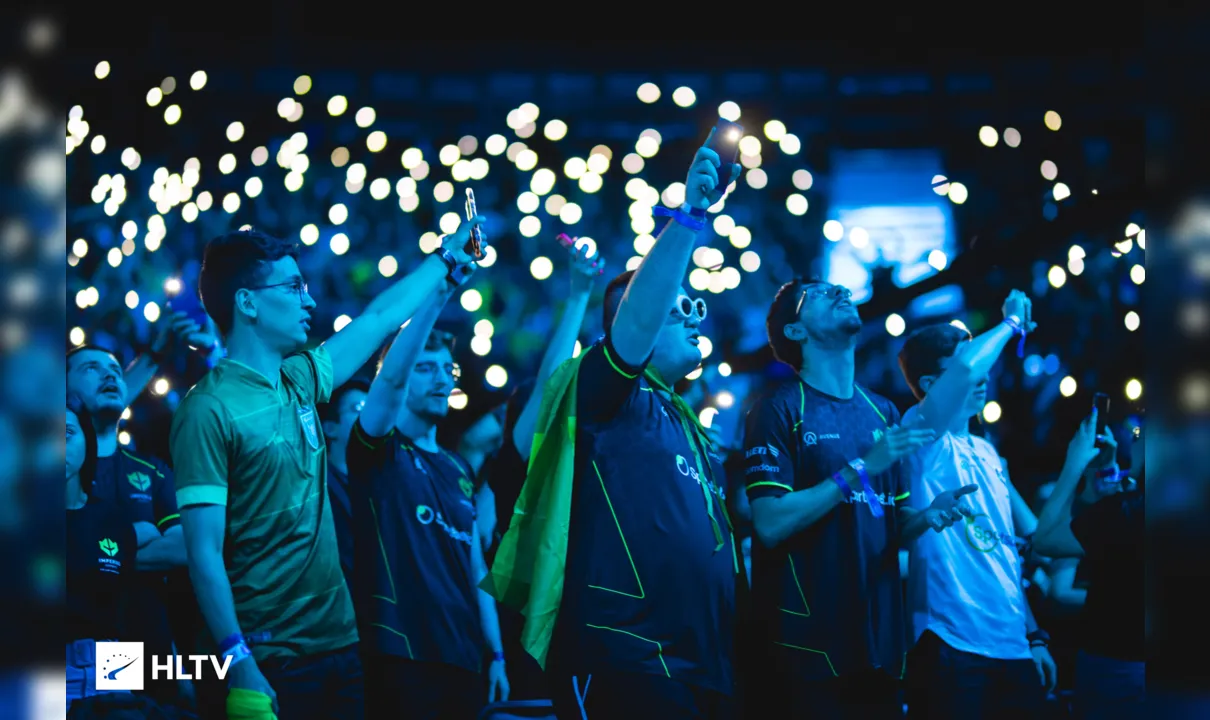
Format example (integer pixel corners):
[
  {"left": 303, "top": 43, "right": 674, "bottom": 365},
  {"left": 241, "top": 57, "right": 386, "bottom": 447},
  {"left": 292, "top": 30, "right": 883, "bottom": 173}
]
[
  {"left": 170, "top": 221, "right": 484, "bottom": 719},
  {"left": 743, "top": 279, "right": 972, "bottom": 719},
  {"left": 896, "top": 293, "right": 1057, "bottom": 720},
  {"left": 66, "top": 344, "right": 186, "bottom": 706},
  {"left": 322, "top": 380, "right": 369, "bottom": 589},
  {"left": 347, "top": 278, "right": 508, "bottom": 719},
  {"left": 487, "top": 133, "right": 743, "bottom": 718}
]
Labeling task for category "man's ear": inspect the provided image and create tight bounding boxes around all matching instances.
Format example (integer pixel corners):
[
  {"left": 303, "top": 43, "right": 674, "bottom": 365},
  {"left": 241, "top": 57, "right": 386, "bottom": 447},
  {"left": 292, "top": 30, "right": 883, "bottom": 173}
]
[
  {"left": 234, "top": 288, "right": 257, "bottom": 322},
  {"left": 783, "top": 322, "right": 807, "bottom": 344},
  {"left": 919, "top": 375, "right": 936, "bottom": 394}
]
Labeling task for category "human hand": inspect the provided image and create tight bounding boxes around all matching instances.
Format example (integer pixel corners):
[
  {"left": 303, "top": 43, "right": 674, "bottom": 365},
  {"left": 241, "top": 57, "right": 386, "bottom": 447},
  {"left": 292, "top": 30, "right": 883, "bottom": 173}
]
[
  {"left": 487, "top": 659, "right": 510, "bottom": 702},
  {"left": 1031, "top": 644, "right": 1057, "bottom": 694},
  {"left": 684, "top": 128, "right": 741, "bottom": 211},
  {"left": 1001, "top": 289, "right": 1037, "bottom": 333},
  {"left": 924, "top": 485, "right": 979, "bottom": 532},
  {"left": 441, "top": 215, "right": 488, "bottom": 265},
  {"left": 567, "top": 239, "right": 604, "bottom": 295},
  {"left": 862, "top": 425, "right": 936, "bottom": 475},
  {"left": 1064, "top": 409, "right": 1108, "bottom": 476},
  {"left": 152, "top": 310, "right": 219, "bottom": 360},
  {"left": 227, "top": 659, "right": 278, "bottom": 715}
]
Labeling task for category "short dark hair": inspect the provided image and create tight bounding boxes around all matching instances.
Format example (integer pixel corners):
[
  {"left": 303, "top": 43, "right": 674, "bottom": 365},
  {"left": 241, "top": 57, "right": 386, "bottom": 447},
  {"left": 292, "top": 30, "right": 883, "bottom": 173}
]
[
  {"left": 199, "top": 228, "right": 300, "bottom": 337},
  {"left": 376, "top": 328, "right": 457, "bottom": 373},
  {"left": 766, "top": 279, "right": 808, "bottom": 370},
  {"left": 897, "top": 323, "right": 974, "bottom": 400},
  {"left": 601, "top": 270, "right": 636, "bottom": 334},
  {"left": 321, "top": 379, "right": 370, "bottom": 423},
  {"left": 67, "top": 344, "right": 120, "bottom": 371},
  {"left": 67, "top": 400, "right": 99, "bottom": 496}
]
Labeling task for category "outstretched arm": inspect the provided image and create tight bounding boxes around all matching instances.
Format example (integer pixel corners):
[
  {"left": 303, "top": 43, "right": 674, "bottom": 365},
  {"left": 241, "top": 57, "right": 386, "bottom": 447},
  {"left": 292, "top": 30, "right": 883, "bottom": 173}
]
[
  {"left": 358, "top": 285, "right": 455, "bottom": 438},
  {"left": 324, "top": 219, "right": 483, "bottom": 388},
  {"left": 915, "top": 291, "right": 1033, "bottom": 435},
  {"left": 610, "top": 130, "right": 737, "bottom": 367},
  {"left": 512, "top": 243, "right": 602, "bottom": 459}
]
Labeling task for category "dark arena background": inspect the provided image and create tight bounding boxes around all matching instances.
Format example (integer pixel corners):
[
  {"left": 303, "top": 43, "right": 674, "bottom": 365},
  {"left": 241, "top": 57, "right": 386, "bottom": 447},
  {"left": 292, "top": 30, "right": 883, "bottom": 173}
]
[{"left": 21, "top": 5, "right": 1202, "bottom": 719}]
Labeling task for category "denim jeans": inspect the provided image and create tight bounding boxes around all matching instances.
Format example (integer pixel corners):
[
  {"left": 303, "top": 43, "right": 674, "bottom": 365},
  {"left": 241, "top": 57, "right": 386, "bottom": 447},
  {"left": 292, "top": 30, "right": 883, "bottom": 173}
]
[
  {"left": 1074, "top": 650, "right": 1145, "bottom": 720},
  {"left": 257, "top": 644, "right": 364, "bottom": 720},
  {"left": 905, "top": 631, "right": 1043, "bottom": 720}
]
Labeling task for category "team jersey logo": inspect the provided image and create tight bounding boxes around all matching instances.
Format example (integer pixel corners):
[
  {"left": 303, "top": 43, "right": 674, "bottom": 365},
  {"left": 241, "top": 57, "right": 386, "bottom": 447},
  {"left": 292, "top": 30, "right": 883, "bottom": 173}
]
[
  {"left": 127, "top": 472, "right": 151, "bottom": 492},
  {"left": 459, "top": 477, "right": 474, "bottom": 499},
  {"left": 298, "top": 406, "right": 319, "bottom": 449}
]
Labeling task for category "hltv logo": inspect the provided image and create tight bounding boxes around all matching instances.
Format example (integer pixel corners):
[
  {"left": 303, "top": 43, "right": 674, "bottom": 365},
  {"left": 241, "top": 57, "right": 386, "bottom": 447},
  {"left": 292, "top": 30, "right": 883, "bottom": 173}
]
[{"left": 95, "top": 641, "right": 235, "bottom": 691}]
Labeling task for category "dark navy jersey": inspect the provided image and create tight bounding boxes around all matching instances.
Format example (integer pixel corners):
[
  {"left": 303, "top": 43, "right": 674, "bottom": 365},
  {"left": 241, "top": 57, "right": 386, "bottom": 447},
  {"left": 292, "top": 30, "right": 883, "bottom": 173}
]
[
  {"left": 66, "top": 500, "right": 136, "bottom": 644},
  {"left": 553, "top": 338, "right": 738, "bottom": 696},
  {"left": 346, "top": 420, "right": 482, "bottom": 673},
  {"left": 743, "top": 377, "right": 908, "bottom": 680},
  {"left": 91, "top": 450, "right": 181, "bottom": 655},
  {"left": 327, "top": 462, "right": 354, "bottom": 589}
]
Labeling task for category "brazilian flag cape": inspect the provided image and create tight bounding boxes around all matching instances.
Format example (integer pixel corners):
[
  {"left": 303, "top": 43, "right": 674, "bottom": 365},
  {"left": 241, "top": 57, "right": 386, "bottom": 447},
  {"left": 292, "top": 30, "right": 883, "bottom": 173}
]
[{"left": 481, "top": 346, "right": 732, "bottom": 669}]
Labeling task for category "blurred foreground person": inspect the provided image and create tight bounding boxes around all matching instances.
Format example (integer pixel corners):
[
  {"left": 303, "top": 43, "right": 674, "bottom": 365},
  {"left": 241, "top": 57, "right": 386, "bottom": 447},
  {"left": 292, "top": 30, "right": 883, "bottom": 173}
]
[
  {"left": 487, "top": 133, "right": 743, "bottom": 718},
  {"left": 896, "top": 294, "right": 1057, "bottom": 720},
  {"left": 348, "top": 250, "right": 509, "bottom": 720},
  {"left": 170, "top": 223, "right": 483, "bottom": 719},
  {"left": 321, "top": 379, "right": 370, "bottom": 590},
  {"left": 744, "top": 278, "right": 960, "bottom": 720},
  {"left": 1035, "top": 414, "right": 1144, "bottom": 719},
  {"left": 66, "top": 402, "right": 135, "bottom": 710}
]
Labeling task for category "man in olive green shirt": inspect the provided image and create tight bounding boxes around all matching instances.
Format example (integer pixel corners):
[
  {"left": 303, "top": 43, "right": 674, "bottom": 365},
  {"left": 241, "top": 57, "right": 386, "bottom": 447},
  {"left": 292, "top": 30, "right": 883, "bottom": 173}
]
[{"left": 171, "top": 220, "right": 484, "bottom": 719}]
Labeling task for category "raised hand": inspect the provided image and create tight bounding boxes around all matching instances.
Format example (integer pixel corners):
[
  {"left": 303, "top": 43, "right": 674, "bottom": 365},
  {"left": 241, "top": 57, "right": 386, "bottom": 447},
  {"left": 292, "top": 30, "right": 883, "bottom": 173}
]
[
  {"left": 152, "top": 310, "right": 219, "bottom": 360},
  {"left": 863, "top": 424, "right": 937, "bottom": 475},
  {"left": 1064, "top": 409, "right": 1104, "bottom": 476},
  {"left": 685, "top": 128, "right": 741, "bottom": 211},
  {"left": 924, "top": 485, "right": 979, "bottom": 532},
  {"left": 442, "top": 214, "right": 488, "bottom": 266},
  {"left": 1002, "top": 289, "right": 1037, "bottom": 333},
  {"left": 567, "top": 240, "right": 604, "bottom": 295}
]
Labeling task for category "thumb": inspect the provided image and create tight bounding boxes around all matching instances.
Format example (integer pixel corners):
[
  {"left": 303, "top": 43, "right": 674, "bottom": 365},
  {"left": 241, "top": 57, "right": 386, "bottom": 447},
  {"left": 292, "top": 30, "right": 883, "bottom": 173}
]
[{"left": 954, "top": 485, "right": 979, "bottom": 498}]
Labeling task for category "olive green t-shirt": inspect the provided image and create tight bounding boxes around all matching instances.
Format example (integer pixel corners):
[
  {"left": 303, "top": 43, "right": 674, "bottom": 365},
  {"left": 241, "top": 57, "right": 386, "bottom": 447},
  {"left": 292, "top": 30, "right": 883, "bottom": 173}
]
[{"left": 169, "top": 346, "right": 357, "bottom": 661}]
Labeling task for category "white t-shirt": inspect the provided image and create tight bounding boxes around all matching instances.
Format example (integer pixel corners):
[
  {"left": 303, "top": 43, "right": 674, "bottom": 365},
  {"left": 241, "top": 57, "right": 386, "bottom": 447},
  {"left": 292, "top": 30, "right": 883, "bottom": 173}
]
[{"left": 902, "top": 404, "right": 1031, "bottom": 660}]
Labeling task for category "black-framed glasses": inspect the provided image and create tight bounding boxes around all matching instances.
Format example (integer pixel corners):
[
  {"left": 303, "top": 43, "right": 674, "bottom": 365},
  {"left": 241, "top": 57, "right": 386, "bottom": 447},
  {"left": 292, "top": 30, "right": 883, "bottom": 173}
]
[
  {"left": 796, "top": 283, "right": 852, "bottom": 315},
  {"left": 672, "top": 295, "right": 708, "bottom": 322},
  {"left": 247, "top": 279, "right": 309, "bottom": 301}
]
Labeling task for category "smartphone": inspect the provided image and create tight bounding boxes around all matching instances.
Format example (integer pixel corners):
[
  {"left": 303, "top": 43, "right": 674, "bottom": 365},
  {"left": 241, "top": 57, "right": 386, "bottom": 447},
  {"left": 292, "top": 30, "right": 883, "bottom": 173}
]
[
  {"left": 164, "top": 277, "right": 209, "bottom": 327},
  {"left": 1093, "top": 393, "right": 1111, "bottom": 442},
  {"left": 463, "top": 188, "right": 486, "bottom": 260},
  {"left": 704, "top": 120, "right": 744, "bottom": 189}
]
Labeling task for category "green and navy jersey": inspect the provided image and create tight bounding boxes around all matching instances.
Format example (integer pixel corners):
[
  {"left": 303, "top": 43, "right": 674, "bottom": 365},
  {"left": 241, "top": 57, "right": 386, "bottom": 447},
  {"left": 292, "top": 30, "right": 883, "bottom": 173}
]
[
  {"left": 743, "top": 377, "right": 908, "bottom": 680},
  {"left": 553, "top": 338, "right": 738, "bottom": 697},
  {"left": 346, "top": 420, "right": 483, "bottom": 673}
]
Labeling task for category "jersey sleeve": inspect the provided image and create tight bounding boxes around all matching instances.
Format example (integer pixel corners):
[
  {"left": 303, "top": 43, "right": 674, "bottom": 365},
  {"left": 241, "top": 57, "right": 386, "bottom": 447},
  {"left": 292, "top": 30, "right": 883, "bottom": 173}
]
[
  {"left": 575, "top": 337, "right": 650, "bottom": 423},
  {"left": 170, "top": 392, "right": 232, "bottom": 508},
  {"left": 346, "top": 417, "right": 395, "bottom": 479},
  {"left": 282, "top": 345, "right": 335, "bottom": 405},
  {"left": 742, "top": 394, "right": 796, "bottom": 501},
  {"left": 150, "top": 458, "right": 181, "bottom": 531}
]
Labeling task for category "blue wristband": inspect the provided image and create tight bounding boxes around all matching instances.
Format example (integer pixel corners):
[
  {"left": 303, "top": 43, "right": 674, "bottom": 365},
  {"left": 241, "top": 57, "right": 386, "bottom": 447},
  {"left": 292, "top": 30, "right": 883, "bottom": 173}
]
[
  {"left": 492, "top": 651, "right": 505, "bottom": 662},
  {"left": 218, "top": 632, "right": 244, "bottom": 655},
  {"left": 1002, "top": 316, "right": 1027, "bottom": 358},
  {"left": 653, "top": 206, "right": 707, "bottom": 233},
  {"left": 831, "top": 472, "right": 854, "bottom": 499},
  {"left": 848, "top": 458, "right": 884, "bottom": 518}
]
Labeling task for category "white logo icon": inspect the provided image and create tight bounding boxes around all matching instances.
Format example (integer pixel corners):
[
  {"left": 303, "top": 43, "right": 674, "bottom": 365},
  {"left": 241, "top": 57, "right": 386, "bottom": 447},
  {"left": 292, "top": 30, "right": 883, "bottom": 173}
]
[
  {"left": 675, "top": 454, "right": 702, "bottom": 485},
  {"left": 803, "top": 432, "right": 817, "bottom": 446},
  {"left": 96, "top": 642, "right": 145, "bottom": 691}
]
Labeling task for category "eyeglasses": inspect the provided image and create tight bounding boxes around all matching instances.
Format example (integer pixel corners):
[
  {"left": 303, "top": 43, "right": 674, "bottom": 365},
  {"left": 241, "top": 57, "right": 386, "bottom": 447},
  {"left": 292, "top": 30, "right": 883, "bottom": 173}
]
[
  {"left": 671, "top": 295, "right": 708, "bottom": 322},
  {"left": 414, "top": 361, "right": 461, "bottom": 383},
  {"left": 796, "top": 284, "right": 852, "bottom": 315},
  {"left": 247, "top": 279, "right": 309, "bottom": 302}
]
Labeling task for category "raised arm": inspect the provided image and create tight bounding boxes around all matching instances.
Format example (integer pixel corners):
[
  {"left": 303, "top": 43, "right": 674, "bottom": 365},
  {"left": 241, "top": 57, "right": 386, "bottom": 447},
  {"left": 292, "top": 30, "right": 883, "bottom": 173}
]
[
  {"left": 359, "top": 284, "right": 456, "bottom": 438},
  {"left": 915, "top": 291, "right": 1033, "bottom": 435},
  {"left": 512, "top": 243, "right": 602, "bottom": 459},
  {"left": 323, "top": 218, "right": 483, "bottom": 388},
  {"left": 1035, "top": 410, "right": 1114, "bottom": 558},
  {"left": 125, "top": 311, "right": 222, "bottom": 404},
  {"left": 610, "top": 131, "right": 737, "bottom": 366}
]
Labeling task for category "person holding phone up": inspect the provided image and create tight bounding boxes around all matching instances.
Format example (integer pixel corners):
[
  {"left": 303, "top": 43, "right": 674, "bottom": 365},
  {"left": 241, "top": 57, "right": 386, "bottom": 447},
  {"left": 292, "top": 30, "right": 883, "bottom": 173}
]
[
  {"left": 170, "top": 221, "right": 484, "bottom": 719},
  {"left": 1034, "top": 413, "right": 1144, "bottom": 719},
  {"left": 485, "top": 129, "right": 743, "bottom": 719},
  {"left": 895, "top": 291, "right": 1058, "bottom": 720}
]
